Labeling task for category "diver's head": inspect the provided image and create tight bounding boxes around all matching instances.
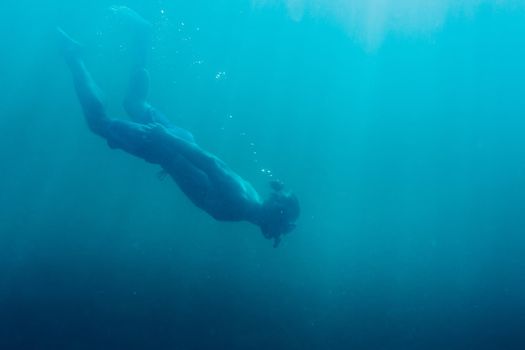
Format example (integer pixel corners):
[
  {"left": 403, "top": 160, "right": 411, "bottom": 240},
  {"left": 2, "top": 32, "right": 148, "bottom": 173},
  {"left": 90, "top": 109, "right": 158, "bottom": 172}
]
[{"left": 260, "top": 180, "right": 300, "bottom": 247}]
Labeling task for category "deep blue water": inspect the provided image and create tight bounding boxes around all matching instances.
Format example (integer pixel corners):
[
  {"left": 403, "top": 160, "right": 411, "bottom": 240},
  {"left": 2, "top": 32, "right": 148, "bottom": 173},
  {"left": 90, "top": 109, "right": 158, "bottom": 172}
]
[{"left": 1, "top": 1, "right": 525, "bottom": 349}]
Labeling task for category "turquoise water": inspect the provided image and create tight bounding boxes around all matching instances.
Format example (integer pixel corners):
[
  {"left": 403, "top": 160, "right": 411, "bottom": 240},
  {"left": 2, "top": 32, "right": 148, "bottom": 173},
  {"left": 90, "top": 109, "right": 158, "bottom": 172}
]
[{"left": 1, "top": 1, "right": 525, "bottom": 349}]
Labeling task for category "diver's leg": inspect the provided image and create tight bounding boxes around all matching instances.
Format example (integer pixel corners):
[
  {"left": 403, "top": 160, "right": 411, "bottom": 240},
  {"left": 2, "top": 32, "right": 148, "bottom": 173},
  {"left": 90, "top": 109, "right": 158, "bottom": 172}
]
[
  {"left": 123, "top": 67, "right": 153, "bottom": 124},
  {"left": 58, "top": 28, "right": 166, "bottom": 165},
  {"left": 123, "top": 65, "right": 174, "bottom": 127},
  {"left": 122, "top": 17, "right": 154, "bottom": 124},
  {"left": 109, "top": 6, "right": 164, "bottom": 125},
  {"left": 57, "top": 27, "right": 110, "bottom": 137},
  {"left": 112, "top": 6, "right": 195, "bottom": 144},
  {"left": 109, "top": 5, "right": 153, "bottom": 66},
  {"left": 110, "top": 6, "right": 151, "bottom": 120}
]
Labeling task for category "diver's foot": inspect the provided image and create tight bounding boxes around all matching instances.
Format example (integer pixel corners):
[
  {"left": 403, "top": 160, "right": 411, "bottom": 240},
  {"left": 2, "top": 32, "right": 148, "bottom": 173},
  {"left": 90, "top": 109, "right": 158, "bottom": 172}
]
[
  {"left": 56, "top": 27, "right": 83, "bottom": 62},
  {"left": 108, "top": 5, "right": 153, "bottom": 34}
]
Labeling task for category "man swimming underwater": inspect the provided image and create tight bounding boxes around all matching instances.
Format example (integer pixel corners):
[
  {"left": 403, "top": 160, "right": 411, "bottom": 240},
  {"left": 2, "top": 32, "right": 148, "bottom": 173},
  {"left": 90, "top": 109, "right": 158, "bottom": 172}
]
[{"left": 58, "top": 6, "right": 299, "bottom": 247}]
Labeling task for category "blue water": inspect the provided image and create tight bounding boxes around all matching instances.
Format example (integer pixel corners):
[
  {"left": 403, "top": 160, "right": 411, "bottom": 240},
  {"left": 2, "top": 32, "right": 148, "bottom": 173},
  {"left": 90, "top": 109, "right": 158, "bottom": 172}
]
[{"left": 1, "top": 1, "right": 525, "bottom": 349}]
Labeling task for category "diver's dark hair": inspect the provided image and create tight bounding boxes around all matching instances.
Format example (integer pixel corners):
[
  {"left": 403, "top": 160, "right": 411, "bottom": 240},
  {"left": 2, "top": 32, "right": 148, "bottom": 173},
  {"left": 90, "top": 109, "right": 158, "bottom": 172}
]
[
  {"left": 270, "top": 179, "right": 285, "bottom": 192},
  {"left": 260, "top": 180, "right": 300, "bottom": 247}
]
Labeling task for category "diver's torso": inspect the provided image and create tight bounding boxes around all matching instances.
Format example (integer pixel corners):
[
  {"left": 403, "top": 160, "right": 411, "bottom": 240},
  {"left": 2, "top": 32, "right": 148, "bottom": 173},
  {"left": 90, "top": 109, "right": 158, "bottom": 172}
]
[{"left": 164, "top": 154, "right": 261, "bottom": 222}]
